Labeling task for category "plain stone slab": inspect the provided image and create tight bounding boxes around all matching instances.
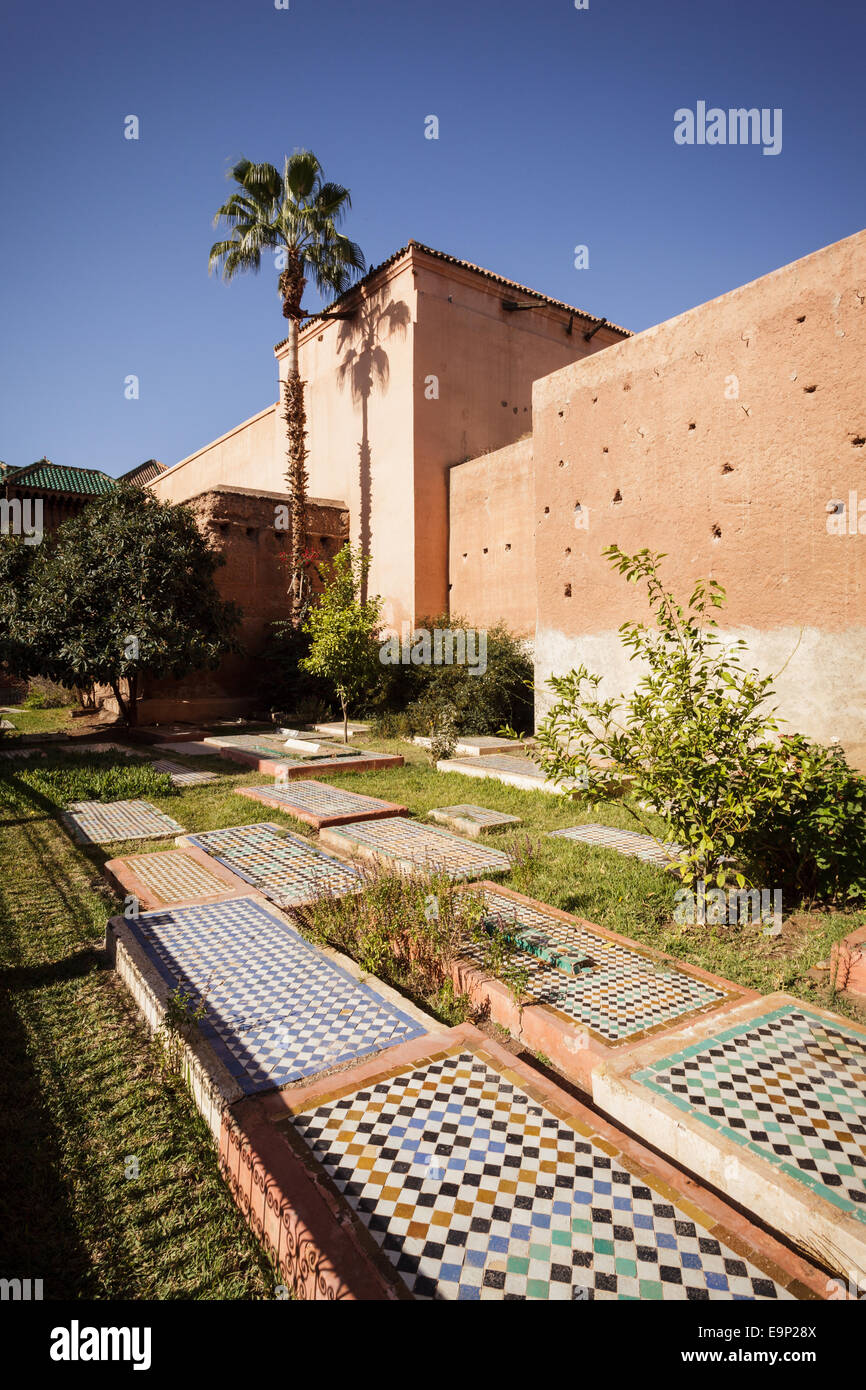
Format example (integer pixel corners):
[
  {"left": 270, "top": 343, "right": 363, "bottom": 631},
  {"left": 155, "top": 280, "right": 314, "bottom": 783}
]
[
  {"left": 428, "top": 804, "right": 521, "bottom": 838},
  {"left": 313, "top": 722, "right": 369, "bottom": 740},
  {"left": 549, "top": 823, "right": 681, "bottom": 867}
]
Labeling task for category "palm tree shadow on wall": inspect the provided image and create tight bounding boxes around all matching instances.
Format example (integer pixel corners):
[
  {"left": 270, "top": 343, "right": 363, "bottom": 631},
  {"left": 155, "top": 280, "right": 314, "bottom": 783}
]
[{"left": 337, "top": 294, "right": 411, "bottom": 600}]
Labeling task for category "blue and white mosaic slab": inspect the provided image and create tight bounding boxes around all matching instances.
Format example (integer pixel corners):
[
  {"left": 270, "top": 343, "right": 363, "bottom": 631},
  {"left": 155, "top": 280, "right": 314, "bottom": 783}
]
[
  {"left": 127, "top": 896, "right": 426, "bottom": 1092},
  {"left": 63, "top": 799, "right": 185, "bottom": 845},
  {"left": 186, "top": 822, "right": 363, "bottom": 907},
  {"left": 549, "top": 824, "right": 681, "bottom": 867},
  {"left": 292, "top": 1049, "right": 794, "bottom": 1300},
  {"left": 633, "top": 1007, "right": 866, "bottom": 1222}
]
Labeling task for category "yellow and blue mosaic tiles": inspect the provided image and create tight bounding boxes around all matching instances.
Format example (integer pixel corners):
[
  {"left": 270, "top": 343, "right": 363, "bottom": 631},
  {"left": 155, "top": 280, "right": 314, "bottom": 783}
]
[
  {"left": 291, "top": 1049, "right": 793, "bottom": 1300},
  {"left": 633, "top": 1007, "right": 866, "bottom": 1222},
  {"left": 116, "top": 849, "right": 231, "bottom": 904},
  {"left": 549, "top": 824, "right": 681, "bottom": 867},
  {"left": 467, "top": 888, "right": 730, "bottom": 1041},
  {"left": 323, "top": 816, "right": 511, "bottom": 881},
  {"left": 127, "top": 896, "right": 426, "bottom": 1092},
  {"left": 187, "top": 822, "right": 362, "bottom": 907},
  {"left": 238, "top": 779, "right": 406, "bottom": 828},
  {"left": 62, "top": 799, "right": 185, "bottom": 845}
]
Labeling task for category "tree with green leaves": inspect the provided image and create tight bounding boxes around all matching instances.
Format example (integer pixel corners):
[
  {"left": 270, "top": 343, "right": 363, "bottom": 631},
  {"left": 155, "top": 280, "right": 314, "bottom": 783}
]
[
  {"left": 301, "top": 546, "right": 381, "bottom": 742},
  {"left": 209, "top": 152, "right": 364, "bottom": 624},
  {"left": 24, "top": 486, "right": 241, "bottom": 725}
]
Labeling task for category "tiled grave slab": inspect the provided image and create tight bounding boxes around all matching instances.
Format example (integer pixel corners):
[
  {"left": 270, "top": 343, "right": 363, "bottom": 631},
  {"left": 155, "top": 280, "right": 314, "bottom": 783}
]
[
  {"left": 184, "top": 822, "right": 363, "bottom": 908},
  {"left": 124, "top": 896, "right": 427, "bottom": 1094},
  {"left": 595, "top": 993, "right": 866, "bottom": 1281},
  {"left": 150, "top": 758, "right": 219, "bottom": 787},
  {"left": 437, "top": 754, "right": 582, "bottom": 795},
  {"left": 61, "top": 799, "right": 185, "bottom": 845},
  {"left": 205, "top": 733, "right": 353, "bottom": 758},
  {"left": 549, "top": 823, "right": 682, "bottom": 868},
  {"left": 235, "top": 780, "right": 408, "bottom": 830},
  {"left": 320, "top": 817, "right": 511, "bottom": 881},
  {"left": 104, "top": 847, "right": 245, "bottom": 909},
  {"left": 428, "top": 804, "right": 522, "bottom": 838},
  {"left": 273, "top": 1028, "right": 825, "bottom": 1301},
  {"left": 208, "top": 735, "right": 404, "bottom": 778},
  {"left": 450, "top": 884, "right": 750, "bottom": 1091}
]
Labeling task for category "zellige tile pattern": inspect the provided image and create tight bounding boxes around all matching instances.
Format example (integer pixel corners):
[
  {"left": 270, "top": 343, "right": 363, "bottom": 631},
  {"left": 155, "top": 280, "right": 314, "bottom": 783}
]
[
  {"left": 463, "top": 888, "right": 729, "bottom": 1042},
  {"left": 127, "top": 896, "right": 425, "bottom": 1093},
  {"left": 549, "top": 823, "right": 682, "bottom": 868},
  {"left": 63, "top": 799, "right": 185, "bottom": 845},
  {"left": 634, "top": 1007, "right": 866, "bottom": 1221},
  {"left": 187, "top": 822, "right": 362, "bottom": 907},
  {"left": 117, "top": 849, "right": 231, "bottom": 904},
  {"left": 325, "top": 816, "right": 511, "bottom": 881},
  {"left": 292, "top": 1049, "right": 793, "bottom": 1300}
]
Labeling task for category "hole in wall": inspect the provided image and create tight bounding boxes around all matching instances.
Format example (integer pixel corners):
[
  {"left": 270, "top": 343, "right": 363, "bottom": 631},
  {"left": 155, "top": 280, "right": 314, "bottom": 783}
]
[
  {"left": 501, "top": 400, "right": 508, "bottom": 408},
  {"left": 505, "top": 543, "right": 511, "bottom": 551},
  {"left": 543, "top": 506, "right": 550, "bottom": 514},
  {"left": 482, "top": 547, "right": 488, "bottom": 555},
  {"left": 796, "top": 315, "right": 806, "bottom": 323},
  {"left": 564, "top": 546, "right": 571, "bottom": 555},
  {"left": 804, "top": 385, "right": 817, "bottom": 393},
  {"left": 623, "top": 383, "right": 631, "bottom": 392},
  {"left": 711, "top": 524, "right": 722, "bottom": 540},
  {"left": 602, "top": 447, "right": 609, "bottom": 454},
  {"left": 722, "top": 463, "right": 734, "bottom": 473},
  {"left": 688, "top": 422, "right": 696, "bottom": 430},
  {"left": 564, "top": 583, "right": 572, "bottom": 597},
  {"left": 612, "top": 489, "right": 622, "bottom": 504},
  {"left": 852, "top": 437, "right": 866, "bottom": 448},
  {"left": 462, "top": 553, "right": 467, "bottom": 561}
]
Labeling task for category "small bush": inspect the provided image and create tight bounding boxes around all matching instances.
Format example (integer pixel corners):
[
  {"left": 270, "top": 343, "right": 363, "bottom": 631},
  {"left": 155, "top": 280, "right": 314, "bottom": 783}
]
[
  {"left": 534, "top": 546, "right": 866, "bottom": 906},
  {"left": 295, "top": 866, "right": 526, "bottom": 1022},
  {"left": 370, "top": 615, "right": 533, "bottom": 737},
  {"left": 257, "top": 623, "right": 336, "bottom": 721}
]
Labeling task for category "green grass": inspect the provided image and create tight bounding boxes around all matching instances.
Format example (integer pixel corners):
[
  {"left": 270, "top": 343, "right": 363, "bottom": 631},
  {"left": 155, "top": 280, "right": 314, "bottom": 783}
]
[
  {"left": 1, "top": 706, "right": 72, "bottom": 736},
  {"left": 0, "top": 756, "right": 278, "bottom": 1298}
]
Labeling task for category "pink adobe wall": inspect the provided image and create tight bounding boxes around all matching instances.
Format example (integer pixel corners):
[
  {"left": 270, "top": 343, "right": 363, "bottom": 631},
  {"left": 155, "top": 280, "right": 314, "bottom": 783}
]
[
  {"left": 448, "top": 436, "right": 536, "bottom": 637},
  {"left": 279, "top": 259, "right": 418, "bottom": 628},
  {"left": 412, "top": 254, "right": 627, "bottom": 619},
  {"left": 151, "top": 404, "right": 284, "bottom": 504},
  {"left": 531, "top": 229, "right": 866, "bottom": 763}
]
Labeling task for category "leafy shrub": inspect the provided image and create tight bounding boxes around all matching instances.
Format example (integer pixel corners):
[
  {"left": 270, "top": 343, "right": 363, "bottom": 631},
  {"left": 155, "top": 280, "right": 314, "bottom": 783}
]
[
  {"left": 370, "top": 615, "right": 532, "bottom": 736},
  {"left": 295, "top": 866, "right": 526, "bottom": 1021},
  {"left": 534, "top": 546, "right": 866, "bottom": 905}
]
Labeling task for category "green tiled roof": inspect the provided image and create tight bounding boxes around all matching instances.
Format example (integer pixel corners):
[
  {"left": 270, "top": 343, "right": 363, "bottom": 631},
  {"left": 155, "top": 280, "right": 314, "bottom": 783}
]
[{"left": 5, "top": 460, "right": 116, "bottom": 496}]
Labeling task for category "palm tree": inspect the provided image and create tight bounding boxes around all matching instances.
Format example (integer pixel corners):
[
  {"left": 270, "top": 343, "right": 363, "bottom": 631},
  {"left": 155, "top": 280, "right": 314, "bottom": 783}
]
[{"left": 209, "top": 152, "right": 364, "bottom": 624}]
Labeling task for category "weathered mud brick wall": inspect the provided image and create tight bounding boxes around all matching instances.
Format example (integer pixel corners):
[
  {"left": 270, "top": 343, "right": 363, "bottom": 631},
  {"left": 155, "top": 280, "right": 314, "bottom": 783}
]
[{"left": 531, "top": 229, "right": 866, "bottom": 764}]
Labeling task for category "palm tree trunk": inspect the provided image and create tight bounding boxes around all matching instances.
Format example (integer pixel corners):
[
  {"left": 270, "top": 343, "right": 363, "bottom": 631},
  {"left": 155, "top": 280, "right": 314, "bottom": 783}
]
[{"left": 282, "top": 317, "right": 309, "bottom": 627}]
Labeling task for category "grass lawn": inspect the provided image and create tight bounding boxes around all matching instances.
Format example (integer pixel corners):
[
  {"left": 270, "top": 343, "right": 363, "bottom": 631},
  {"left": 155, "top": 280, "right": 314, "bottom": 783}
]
[
  {"left": 2, "top": 725, "right": 863, "bottom": 1298},
  {"left": 0, "top": 753, "right": 278, "bottom": 1299},
  {"left": 1, "top": 705, "right": 73, "bottom": 736}
]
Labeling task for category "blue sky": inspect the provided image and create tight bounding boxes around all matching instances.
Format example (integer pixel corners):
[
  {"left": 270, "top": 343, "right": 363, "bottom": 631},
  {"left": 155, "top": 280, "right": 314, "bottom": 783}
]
[{"left": 1, "top": 0, "right": 863, "bottom": 476}]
